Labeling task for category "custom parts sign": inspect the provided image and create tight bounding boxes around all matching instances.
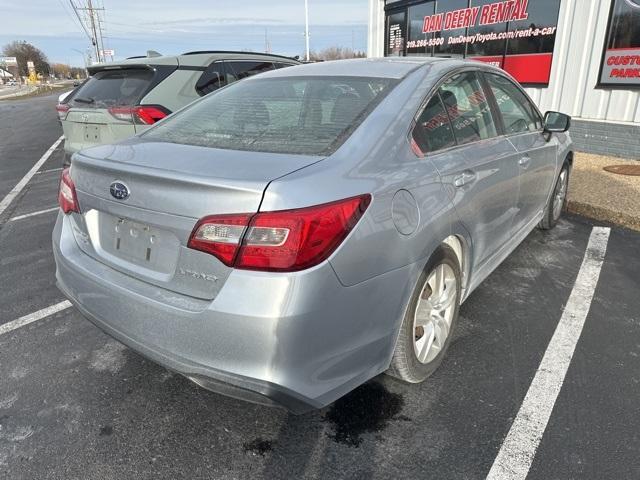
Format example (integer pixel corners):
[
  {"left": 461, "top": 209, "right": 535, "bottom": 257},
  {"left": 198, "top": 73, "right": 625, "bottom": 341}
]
[
  {"left": 601, "top": 49, "right": 640, "bottom": 84},
  {"left": 599, "top": 0, "right": 640, "bottom": 85}
]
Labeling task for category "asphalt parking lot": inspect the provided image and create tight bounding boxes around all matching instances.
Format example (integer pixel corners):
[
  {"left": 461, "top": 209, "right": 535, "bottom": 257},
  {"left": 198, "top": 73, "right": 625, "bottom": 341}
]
[{"left": 1, "top": 94, "right": 639, "bottom": 480}]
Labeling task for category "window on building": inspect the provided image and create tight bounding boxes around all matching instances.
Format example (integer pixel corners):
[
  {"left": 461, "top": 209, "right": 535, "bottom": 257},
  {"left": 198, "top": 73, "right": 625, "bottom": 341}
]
[
  {"left": 386, "top": 10, "right": 406, "bottom": 56},
  {"left": 433, "top": 0, "right": 468, "bottom": 58},
  {"left": 466, "top": 0, "right": 509, "bottom": 62},
  {"left": 504, "top": 0, "right": 560, "bottom": 84},
  {"left": 406, "top": 2, "right": 435, "bottom": 57},
  {"left": 599, "top": 0, "right": 640, "bottom": 87},
  {"left": 383, "top": 0, "right": 563, "bottom": 86},
  {"left": 413, "top": 93, "right": 456, "bottom": 153},
  {"left": 439, "top": 72, "right": 497, "bottom": 145},
  {"left": 485, "top": 73, "right": 542, "bottom": 134}
]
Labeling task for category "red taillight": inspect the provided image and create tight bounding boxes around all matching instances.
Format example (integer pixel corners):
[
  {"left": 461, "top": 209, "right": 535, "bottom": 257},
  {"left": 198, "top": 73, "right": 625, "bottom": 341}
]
[
  {"left": 107, "top": 105, "right": 170, "bottom": 125},
  {"left": 58, "top": 168, "right": 80, "bottom": 214},
  {"left": 187, "top": 195, "right": 371, "bottom": 272},
  {"left": 56, "top": 103, "right": 70, "bottom": 121},
  {"left": 134, "top": 106, "right": 169, "bottom": 125},
  {"left": 187, "top": 213, "right": 253, "bottom": 266}
]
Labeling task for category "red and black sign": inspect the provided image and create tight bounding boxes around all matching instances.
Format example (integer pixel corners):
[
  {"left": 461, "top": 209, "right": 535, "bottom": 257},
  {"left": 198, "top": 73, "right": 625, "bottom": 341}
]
[
  {"left": 385, "top": 0, "right": 561, "bottom": 86},
  {"left": 599, "top": 0, "right": 640, "bottom": 86}
]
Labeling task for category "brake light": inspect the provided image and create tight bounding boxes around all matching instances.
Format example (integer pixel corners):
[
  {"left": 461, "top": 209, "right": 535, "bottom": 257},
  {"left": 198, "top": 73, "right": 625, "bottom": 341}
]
[
  {"left": 188, "top": 195, "right": 371, "bottom": 272},
  {"left": 107, "top": 105, "right": 170, "bottom": 125},
  {"left": 56, "top": 103, "right": 70, "bottom": 121},
  {"left": 58, "top": 168, "right": 80, "bottom": 214}
]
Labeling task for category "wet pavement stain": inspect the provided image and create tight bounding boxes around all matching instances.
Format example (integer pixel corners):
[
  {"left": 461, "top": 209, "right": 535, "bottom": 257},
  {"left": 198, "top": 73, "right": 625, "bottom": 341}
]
[
  {"left": 243, "top": 438, "right": 273, "bottom": 456},
  {"left": 99, "top": 425, "right": 113, "bottom": 436},
  {"left": 324, "top": 381, "right": 405, "bottom": 447}
]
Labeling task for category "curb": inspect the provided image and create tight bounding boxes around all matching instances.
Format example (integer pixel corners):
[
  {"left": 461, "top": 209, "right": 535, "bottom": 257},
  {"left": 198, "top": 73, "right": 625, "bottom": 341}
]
[
  {"left": 567, "top": 199, "right": 640, "bottom": 232},
  {"left": 0, "top": 86, "right": 37, "bottom": 100}
]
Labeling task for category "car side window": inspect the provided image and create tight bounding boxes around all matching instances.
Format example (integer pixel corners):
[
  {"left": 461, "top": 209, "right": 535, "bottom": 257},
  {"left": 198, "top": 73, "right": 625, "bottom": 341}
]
[
  {"left": 438, "top": 72, "right": 497, "bottom": 145},
  {"left": 273, "top": 62, "right": 297, "bottom": 69},
  {"left": 485, "top": 73, "right": 542, "bottom": 134},
  {"left": 412, "top": 93, "right": 456, "bottom": 154},
  {"left": 196, "top": 61, "right": 228, "bottom": 96},
  {"left": 226, "top": 61, "right": 275, "bottom": 81}
]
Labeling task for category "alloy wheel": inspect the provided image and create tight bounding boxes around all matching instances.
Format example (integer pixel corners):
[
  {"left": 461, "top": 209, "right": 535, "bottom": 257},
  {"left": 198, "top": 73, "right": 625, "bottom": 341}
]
[
  {"left": 413, "top": 263, "right": 458, "bottom": 364},
  {"left": 553, "top": 170, "right": 568, "bottom": 220}
]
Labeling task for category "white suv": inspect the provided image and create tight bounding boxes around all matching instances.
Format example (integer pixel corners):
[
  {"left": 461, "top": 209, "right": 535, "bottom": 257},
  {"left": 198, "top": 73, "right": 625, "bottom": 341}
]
[{"left": 56, "top": 50, "right": 300, "bottom": 166}]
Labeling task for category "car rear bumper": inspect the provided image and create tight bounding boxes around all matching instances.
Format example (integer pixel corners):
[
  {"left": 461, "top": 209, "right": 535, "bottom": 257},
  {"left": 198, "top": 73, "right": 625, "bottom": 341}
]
[{"left": 53, "top": 213, "right": 415, "bottom": 412}]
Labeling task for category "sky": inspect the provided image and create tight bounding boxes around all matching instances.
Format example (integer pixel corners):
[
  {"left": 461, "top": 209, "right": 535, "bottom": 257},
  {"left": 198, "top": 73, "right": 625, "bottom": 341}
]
[{"left": 0, "top": 0, "right": 369, "bottom": 67}]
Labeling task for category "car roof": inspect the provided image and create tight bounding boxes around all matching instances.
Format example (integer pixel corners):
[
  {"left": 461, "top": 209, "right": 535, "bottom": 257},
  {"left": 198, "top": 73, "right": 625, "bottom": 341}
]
[
  {"left": 87, "top": 51, "right": 300, "bottom": 73},
  {"left": 252, "top": 57, "right": 503, "bottom": 80},
  {"left": 255, "top": 57, "right": 459, "bottom": 80}
]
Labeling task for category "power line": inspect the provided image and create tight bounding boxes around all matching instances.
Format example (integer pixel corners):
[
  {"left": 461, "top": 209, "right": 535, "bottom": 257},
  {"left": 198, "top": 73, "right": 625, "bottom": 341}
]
[
  {"left": 67, "top": 0, "right": 94, "bottom": 43},
  {"left": 56, "top": 0, "right": 89, "bottom": 41}
]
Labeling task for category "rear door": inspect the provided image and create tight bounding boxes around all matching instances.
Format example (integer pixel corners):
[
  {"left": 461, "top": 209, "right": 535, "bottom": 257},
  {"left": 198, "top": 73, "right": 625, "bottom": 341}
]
[
  {"left": 63, "top": 66, "right": 172, "bottom": 153},
  {"left": 483, "top": 72, "right": 557, "bottom": 233},
  {"left": 414, "top": 71, "right": 520, "bottom": 268}
]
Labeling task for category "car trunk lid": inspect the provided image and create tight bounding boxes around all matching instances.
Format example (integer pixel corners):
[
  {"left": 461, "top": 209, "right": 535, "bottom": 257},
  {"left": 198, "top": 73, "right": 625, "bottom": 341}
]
[{"left": 67, "top": 140, "right": 323, "bottom": 300}]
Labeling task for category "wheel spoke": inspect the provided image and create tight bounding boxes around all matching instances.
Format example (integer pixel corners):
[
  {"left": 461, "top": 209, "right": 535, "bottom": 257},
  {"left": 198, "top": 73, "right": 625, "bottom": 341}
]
[
  {"left": 433, "top": 314, "right": 449, "bottom": 343},
  {"left": 436, "top": 265, "right": 445, "bottom": 297},
  {"left": 439, "top": 287, "right": 456, "bottom": 310},
  {"left": 418, "top": 327, "right": 435, "bottom": 362},
  {"left": 415, "top": 302, "right": 432, "bottom": 326}
]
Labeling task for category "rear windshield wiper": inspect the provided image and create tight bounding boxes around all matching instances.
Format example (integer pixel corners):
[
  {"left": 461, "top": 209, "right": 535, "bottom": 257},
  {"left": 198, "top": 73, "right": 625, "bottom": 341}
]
[{"left": 73, "top": 96, "right": 95, "bottom": 104}]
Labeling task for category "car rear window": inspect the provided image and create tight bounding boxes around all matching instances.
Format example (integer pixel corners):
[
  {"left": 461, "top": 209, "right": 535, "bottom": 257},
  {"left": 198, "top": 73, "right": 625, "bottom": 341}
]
[
  {"left": 142, "top": 76, "right": 396, "bottom": 155},
  {"left": 67, "top": 68, "right": 153, "bottom": 109}
]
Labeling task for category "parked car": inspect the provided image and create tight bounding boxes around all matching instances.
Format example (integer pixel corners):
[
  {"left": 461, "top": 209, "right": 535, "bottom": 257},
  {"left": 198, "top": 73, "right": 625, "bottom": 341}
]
[
  {"left": 56, "top": 50, "right": 300, "bottom": 166},
  {"left": 53, "top": 58, "right": 572, "bottom": 412}
]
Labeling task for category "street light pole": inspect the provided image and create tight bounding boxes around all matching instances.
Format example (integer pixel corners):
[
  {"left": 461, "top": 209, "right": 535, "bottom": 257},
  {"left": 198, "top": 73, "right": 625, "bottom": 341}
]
[
  {"left": 71, "top": 48, "right": 90, "bottom": 78},
  {"left": 304, "top": 0, "right": 310, "bottom": 61}
]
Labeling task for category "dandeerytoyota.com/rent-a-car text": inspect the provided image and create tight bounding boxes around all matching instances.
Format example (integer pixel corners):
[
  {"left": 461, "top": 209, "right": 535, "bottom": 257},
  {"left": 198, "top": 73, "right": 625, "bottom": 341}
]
[{"left": 53, "top": 57, "right": 572, "bottom": 412}]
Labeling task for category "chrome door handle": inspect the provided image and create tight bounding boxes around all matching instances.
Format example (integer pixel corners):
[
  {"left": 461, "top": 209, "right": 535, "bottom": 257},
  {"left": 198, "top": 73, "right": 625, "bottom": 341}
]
[
  {"left": 453, "top": 171, "right": 476, "bottom": 187},
  {"left": 518, "top": 156, "right": 531, "bottom": 167}
]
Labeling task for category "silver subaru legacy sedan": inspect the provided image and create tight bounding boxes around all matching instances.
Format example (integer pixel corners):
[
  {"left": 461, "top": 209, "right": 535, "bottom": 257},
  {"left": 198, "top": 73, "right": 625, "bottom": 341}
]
[{"left": 53, "top": 58, "right": 572, "bottom": 413}]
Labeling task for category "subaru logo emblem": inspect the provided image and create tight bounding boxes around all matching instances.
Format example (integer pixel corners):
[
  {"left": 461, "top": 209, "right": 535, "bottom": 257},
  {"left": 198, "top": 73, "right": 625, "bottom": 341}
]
[{"left": 110, "top": 181, "right": 130, "bottom": 200}]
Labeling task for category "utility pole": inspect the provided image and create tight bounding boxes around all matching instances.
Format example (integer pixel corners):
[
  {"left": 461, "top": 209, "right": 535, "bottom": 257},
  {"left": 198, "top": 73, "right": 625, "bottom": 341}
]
[
  {"left": 304, "top": 0, "right": 310, "bottom": 61},
  {"left": 87, "top": 0, "right": 101, "bottom": 63},
  {"left": 97, "top": 10, "right": 107, "bottom": 61},
  {"left": 264, "top": 28, "right": 271, "bottom": 54},
  {"left": 71, "top": 0, "right": 105, "bottom": 64}
]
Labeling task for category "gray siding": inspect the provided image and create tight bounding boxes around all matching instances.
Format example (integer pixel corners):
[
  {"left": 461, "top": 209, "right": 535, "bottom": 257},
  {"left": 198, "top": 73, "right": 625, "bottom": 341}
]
[{"left": 570, "top": 120, "right": 640, "bottom": 160}]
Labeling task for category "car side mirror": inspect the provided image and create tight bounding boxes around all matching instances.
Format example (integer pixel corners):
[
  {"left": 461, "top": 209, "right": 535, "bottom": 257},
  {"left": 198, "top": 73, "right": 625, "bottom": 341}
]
[{"left": 544, "top": 111, "right": 571, "bottom": 133}]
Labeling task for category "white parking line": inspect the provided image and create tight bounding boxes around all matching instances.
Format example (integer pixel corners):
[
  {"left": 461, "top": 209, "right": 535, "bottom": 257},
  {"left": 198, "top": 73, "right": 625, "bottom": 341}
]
[
  {"left": 0, "top": 301, "right": 72, "bottom": 337},
  {"left": 486, "top": 226, "right": 611, "bottom": 480},
  {"left": 9, "top": 207, "right": 59, "bottom": 222},
  {"left": 0, "top": 135, "right": 64, "bottom": 218}
]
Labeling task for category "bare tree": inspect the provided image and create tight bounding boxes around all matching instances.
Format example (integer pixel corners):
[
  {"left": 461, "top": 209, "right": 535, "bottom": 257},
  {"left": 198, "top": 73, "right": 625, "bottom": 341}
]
[
  {"left": 2, "top": 41, "right": 50, "bottom": 77},
  {"left": 307, "top": 47, "right": 366, "bottom": 62}
]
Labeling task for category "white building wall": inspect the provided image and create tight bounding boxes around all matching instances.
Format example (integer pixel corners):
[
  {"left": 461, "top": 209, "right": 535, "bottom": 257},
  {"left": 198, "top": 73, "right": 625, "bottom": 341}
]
[{"left": 367, "top": 0, "right": 640, "bottom": 125}]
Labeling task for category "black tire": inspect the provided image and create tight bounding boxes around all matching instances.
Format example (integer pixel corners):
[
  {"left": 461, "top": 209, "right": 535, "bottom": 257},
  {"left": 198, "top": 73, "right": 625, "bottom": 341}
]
[
  {"left": 387, "top": 245, "right": 462, "bottom": 383},
  {"left": 539, "top": 162, "right": 570, "bottom": 230}
]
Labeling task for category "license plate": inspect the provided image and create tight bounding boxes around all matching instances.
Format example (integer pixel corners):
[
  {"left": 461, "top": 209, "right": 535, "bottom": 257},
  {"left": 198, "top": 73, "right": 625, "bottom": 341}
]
[
  {"left": 84, "top": 125, "right": 101, "bottom": 142},
  {"left": 113, "top": 218, "right": 155, "bottom": 263}
]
